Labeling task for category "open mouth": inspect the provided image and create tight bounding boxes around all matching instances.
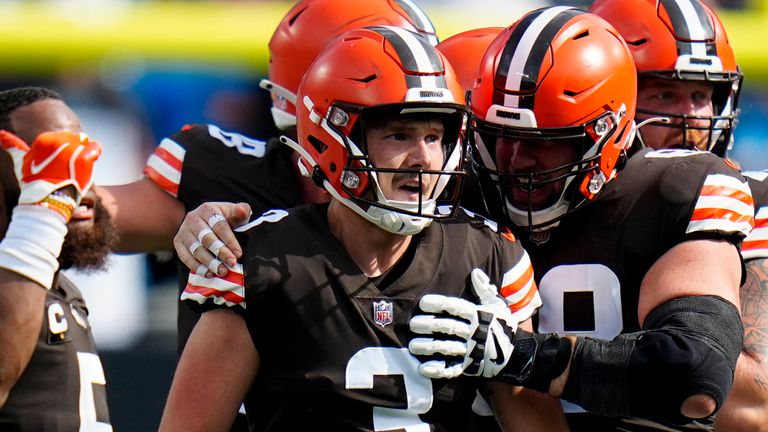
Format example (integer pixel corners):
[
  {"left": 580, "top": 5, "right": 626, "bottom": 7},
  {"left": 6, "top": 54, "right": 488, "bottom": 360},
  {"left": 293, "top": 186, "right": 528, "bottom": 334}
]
[
  {"left": 400, "top": 182, "right": 422, "bottom": 193},
  {"left": 70, "top": 196, "right": 95, "bottom": 222},
  {"left": 509, "top": 175, "right": 541, "bottom": 192},
  {"left": 394, "top": 180, "right": 431, "bottom": 203}
]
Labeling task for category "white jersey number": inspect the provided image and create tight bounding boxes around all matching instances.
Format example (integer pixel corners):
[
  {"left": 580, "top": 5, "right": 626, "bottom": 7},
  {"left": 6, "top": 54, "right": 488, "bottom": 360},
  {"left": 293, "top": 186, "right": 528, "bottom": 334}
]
[
  {"left": 537, "top": 264, "right": 623, "bottom": 412},
  {"left": 77, "top": 352, "right": 112, "bottom": 432},
  {"left": 346, "top": 347, "right": 433, "bottom": 432},
  {"left": 537, "top": 264, "right": 623, "bottom": 339},
  {"left": 208, "top": 124, "right": 266, "bottom": 158}
]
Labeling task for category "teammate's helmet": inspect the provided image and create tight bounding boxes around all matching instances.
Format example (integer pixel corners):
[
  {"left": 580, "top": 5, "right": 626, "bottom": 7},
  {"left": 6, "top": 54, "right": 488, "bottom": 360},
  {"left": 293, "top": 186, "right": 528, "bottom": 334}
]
[
  {"left": 283, "top": 26, "right": 468, "bottom": 235},
  {"left": 591, "top": 0, "right": 742, "bottom": 156},
  {"left": 262, "top": 0, "right": 439, "bottom": 131},
  {"left": 437, "top": 27, "right": 504, "bottom": 94},
  {"left": 471, "top": 7, "right": 636, "bottom": 231}
]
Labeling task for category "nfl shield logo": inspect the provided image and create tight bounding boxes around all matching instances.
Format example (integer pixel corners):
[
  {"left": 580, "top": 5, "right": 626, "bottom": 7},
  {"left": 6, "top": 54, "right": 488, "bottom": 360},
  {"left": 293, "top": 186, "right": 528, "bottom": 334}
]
[{"left": 373, "top": 300, "right": 394, "bottom": 327}]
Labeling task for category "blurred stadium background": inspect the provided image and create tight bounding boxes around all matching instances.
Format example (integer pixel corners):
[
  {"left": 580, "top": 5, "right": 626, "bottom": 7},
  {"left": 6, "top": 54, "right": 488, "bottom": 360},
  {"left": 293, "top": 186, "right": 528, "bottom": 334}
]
[{"left": 0, "top": 0, "right": 765, "bottom": 430}]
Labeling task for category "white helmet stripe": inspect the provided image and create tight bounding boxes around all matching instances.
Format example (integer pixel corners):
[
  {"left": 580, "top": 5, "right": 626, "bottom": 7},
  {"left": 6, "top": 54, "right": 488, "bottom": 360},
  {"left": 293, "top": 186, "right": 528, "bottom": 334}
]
[
  {"left": 673, "top": 0, "right": 709, "bottom": 57},
  {"left": 501, "top": 6, "right": 574, "bottom": 109},
  {"left": 371, "top": 25, "right": 445, "bottom": 90},
  {"left": 394, "top": 0, "right": 439, "bottom": 46}
]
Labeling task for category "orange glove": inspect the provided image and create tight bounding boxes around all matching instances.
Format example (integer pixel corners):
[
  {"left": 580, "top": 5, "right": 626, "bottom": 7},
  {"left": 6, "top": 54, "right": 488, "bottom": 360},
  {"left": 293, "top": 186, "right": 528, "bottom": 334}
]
[
  {"left": 19, "top": 131, "right": 102, "bottom": 205},
  {"left": 0, "top": 130, "right": 30, "bottom": 182}
]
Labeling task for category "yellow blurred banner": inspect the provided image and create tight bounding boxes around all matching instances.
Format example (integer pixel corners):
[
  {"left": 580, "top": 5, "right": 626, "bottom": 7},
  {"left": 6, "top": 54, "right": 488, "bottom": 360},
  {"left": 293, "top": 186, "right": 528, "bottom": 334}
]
[{"left": 0, "top": 2, "right": 765, "bottom": 81}]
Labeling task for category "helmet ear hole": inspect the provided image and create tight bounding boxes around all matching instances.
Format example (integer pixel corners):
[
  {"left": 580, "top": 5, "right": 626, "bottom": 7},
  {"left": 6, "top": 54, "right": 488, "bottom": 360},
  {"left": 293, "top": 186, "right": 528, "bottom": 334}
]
[{"left": 307, "top": 135, "right": 328, "bottom": 154}]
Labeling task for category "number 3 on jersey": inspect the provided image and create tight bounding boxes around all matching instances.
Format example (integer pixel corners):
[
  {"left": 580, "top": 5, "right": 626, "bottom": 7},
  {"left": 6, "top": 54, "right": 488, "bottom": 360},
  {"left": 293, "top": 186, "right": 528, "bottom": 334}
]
[
  {"left": 537, "top": 264, "right": 623, "bottom": 340},
  {"left": 346, "top": 347, "right": 433, "bottom": 432}
]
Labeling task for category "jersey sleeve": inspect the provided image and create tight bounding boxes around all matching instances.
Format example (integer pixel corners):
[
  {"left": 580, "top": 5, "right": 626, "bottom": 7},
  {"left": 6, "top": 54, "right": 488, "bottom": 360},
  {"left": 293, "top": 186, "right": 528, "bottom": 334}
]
[
  {"left": 483, "top": 220, "right": 542, "bottom": 323},
  {"left": 143, "top": 125, "right": 197, "bottom": 198},
  {"left": 180, "top": 263, "right": 246, "bottom": 313},
  {"left": 143, "top": 124, "right": 270, "bottom": 204},
  {"left": 651, "top": 150, "right": 754, "bottom": 246},
  {"left": 179, "top": 230, "right": 252, "bottom": 313},
  {"left": 742, "top": 171, "right": 768, "bottom": 260}
]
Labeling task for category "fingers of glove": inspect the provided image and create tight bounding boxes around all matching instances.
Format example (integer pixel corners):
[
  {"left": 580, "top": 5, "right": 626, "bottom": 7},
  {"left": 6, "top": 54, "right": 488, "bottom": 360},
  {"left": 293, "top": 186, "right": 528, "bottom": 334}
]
[
  {"left": 0, "top": 130, "right": 30, "bottom": 153},
  {"left": 20, "top": 131, "right": 101, "bottom": 204},
  {"left": 470, "top": 268, "right": 503, "bottom": 305},
  {"left": 409, "top": 337, "right": 468, "bottom": 357},
  {"left": 0, "top": 130, "right": 29, "bottom": 181},
  {"left": 71, "top": 138, "right": 103, "bottom": 195},
  {"left": 417, "top": 360, "right": 466, "bottom": 380},
  {"left": 419, "top": 294, "right": 478, "bottom": 322},
  {"left": 409, "top": 314, "right": 472, "bottom": 339}
]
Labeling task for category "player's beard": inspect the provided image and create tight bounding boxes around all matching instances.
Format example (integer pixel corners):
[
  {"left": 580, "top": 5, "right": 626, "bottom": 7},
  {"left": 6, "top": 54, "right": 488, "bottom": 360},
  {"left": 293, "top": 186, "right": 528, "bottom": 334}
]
[
  {"left": 59, "top": 197, "right": 118, "bottom": 272},
  {"left": 685, "top": 128, "right": 710, "bottom": 151}
]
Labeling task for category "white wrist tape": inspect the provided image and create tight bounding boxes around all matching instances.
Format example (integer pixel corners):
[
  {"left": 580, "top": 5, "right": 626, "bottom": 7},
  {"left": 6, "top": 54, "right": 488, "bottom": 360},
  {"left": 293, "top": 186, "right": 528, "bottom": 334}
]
[{"left": 0, "top": 205, "right": 68, "bottom": 289}]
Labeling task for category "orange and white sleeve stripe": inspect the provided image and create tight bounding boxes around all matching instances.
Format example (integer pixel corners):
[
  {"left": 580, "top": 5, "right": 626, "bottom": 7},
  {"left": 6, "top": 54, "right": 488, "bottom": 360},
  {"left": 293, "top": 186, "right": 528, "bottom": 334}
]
[
  {"left": 144, "top": 138, "right": 185, "bottom": 198},
  {"left": 181, "top": 263, "right": 246, "bottom": 309},
  {"left": 743, "top": 205, "right": 768, "bottom": 260},
  {"left": 499, "top": 251, "right": 542, "bottom": 323},
  {"left": 686, "top": 174, "right": 754, "bottom": 237}
]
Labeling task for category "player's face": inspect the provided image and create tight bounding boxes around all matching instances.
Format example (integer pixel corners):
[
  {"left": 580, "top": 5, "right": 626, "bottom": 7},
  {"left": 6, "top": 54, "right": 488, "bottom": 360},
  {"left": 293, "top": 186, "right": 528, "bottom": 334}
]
[
  {"left": 9, "top": 99, "right": 83, "bottom": 144},
  {"left": 59, "top": 188, "right": 118, "bottom": 272},
  {"left": 637, "top": 78, "right": 715, "bottom": 151},
  {"left": 495, "top": 137, "right": 581, "bottom": 211},
  {"left": 366, "top": 117, "right": 445, "bottom": 203}
]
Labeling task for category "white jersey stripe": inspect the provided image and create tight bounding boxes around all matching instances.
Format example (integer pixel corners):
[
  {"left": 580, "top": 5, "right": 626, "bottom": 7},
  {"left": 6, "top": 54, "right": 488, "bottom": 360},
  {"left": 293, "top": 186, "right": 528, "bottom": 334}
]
[
  {"left": 504, "top": 277, "right": 536, "bottom": 307},
  {"left": 687, "top": 173, "right": 753, "bottom": 235},
  {"left": 510, "top": 292, "right": 542, "bottom": 324},
  {"left": 744, "top": 170, "right": 768, "bottom": 182},
  {"left": 742, "top": 207, "right": 768, "bottom": 259},
  {"left": 146, "top": 154, "right": 181, "bottom": 185},
  {"left": 747, "top": 225, "right": 768, "bottom": 241},
  {"left": 694, "top": 195, "right": 755, "bottom": 218},
  {"left": 180, "top": 291, "right": 245, "bottom": 309},
  {"left": 187, "top": 272, "right": 244, "bottom": 293},
  {"left": 182, "top": 263, "right": 246, "bottom": 308},
  {"left": 157, "top": 137, "right": 186, "bottom": 160},
  {"left": 501, "top": 251, "right": 532, "bottom": 288},
  {"left": 755, "top": 206, "right": 768, "bottom": 221},
  {"left": 742, "top": 249, "right": 768, "bottom": 261},
  {"left": 687, "top": 218, "right": 753, "bottom": 236},
  {"left": 701, "top": 173, "right": 752, "bottom": 191}
]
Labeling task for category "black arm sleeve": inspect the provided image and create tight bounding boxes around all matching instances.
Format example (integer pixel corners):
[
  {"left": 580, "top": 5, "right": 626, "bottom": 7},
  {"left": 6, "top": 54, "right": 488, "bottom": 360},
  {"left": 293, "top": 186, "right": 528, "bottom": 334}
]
[{"left": 559, "top": 295, "right": 743, "bottom": 424}]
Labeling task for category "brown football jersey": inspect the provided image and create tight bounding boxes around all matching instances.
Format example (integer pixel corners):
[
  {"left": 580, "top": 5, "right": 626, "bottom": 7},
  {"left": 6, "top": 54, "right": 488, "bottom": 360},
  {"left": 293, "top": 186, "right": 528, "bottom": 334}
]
[
  {"left": 183, "top": 205, "right": 541, "bottom": 431},
  {"left": 0, "top": 274, "right": 110, "bottom": 431}
]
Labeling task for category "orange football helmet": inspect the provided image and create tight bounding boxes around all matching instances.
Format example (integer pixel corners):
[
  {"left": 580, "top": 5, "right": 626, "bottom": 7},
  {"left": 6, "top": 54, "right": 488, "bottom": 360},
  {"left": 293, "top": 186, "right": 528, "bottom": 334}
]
[
  {"left": 437, "top": 27, "right": 504, "bottom": 94},
  {"left": 591, "top": 0, "right": 742, "bottom": 156},
  {"left": 282, "top": 26, "right": 468, "bottom": 235},
  {"left": 262, "top": 0, "right": 439, "bottom": 131},
  {"left": 471, "top": 7, "right": 637, "bottom": 231}
]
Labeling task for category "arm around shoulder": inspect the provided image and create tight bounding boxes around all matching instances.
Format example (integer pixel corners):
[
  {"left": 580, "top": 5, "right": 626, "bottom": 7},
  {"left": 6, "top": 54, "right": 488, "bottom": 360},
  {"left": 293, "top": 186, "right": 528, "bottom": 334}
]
[{"left": 96, "top": 179, "right": 185, "bottom": 253}]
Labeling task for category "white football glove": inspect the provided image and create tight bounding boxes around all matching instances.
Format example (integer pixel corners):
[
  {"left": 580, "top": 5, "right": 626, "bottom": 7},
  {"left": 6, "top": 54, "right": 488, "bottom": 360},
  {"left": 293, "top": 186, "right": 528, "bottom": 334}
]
[{"left": 409, "top": 268, "right": 518, "bottom": 379}]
